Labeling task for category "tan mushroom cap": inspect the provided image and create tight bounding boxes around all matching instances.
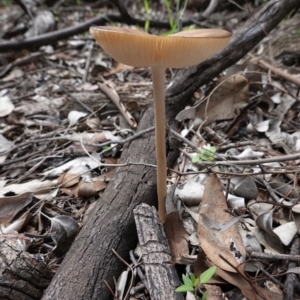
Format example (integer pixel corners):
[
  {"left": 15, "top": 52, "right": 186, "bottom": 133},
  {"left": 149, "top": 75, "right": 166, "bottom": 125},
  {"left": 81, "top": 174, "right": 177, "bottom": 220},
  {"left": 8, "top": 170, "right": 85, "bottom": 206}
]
[{"left": 90, "top": 26, "right": 231, "bottom": 69}]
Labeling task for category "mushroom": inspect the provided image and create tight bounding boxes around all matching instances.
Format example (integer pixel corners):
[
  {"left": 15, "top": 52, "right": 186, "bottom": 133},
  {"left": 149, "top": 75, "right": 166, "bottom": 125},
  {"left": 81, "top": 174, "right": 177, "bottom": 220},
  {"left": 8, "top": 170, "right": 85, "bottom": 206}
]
[{"left": 90, "top": 26, "right": 231, "bottom": 222}]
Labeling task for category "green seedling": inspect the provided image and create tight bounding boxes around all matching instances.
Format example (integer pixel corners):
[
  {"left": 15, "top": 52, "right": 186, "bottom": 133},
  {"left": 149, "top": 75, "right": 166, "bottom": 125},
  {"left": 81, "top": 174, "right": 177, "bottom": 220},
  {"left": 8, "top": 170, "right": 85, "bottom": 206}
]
[
  {"left": 176, "top": 266, "right": 217, "bottom": 300},
  {"left": 192, "top": 145, "right": 217, "bottom": 164},
  {"left": 143, "top": 0, "right": 150, "bottom": 32},
  {"left": 102, "top": 145, "right": 111, "bottom": 151}
]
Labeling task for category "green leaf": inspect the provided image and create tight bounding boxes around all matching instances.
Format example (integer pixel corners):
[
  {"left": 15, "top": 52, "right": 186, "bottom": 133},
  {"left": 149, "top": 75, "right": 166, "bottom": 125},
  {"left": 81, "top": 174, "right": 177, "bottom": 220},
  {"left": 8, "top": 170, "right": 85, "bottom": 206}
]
[
  {"left": 202, "top": 290, "right": 208, "bottom": 300},
  {"left": 182, "top": 274, "right": 193, "bottom": 288},
  {"left": 194, "top": 277, "right": 200, "bottom": 287},
  {"left": 192, "top": 145, "right": 217, "bottom": 164},
  {"left": 192, "top": 154, "right": 201, "bottom": 164},
  {"left": 190, "top": 273, "right": 196, "bottom": 285},
  {"left": 200, "top": 266, "right": 217, "bottom": 284},
  {"left": 175, "top": 285, "right": 194, "bottom": 292}
]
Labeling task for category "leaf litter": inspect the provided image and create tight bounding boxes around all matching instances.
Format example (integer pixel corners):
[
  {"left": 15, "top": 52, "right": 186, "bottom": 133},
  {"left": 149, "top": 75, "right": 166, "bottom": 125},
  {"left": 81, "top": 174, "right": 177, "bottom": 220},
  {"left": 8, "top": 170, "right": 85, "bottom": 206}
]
[{"left": 0, "top": 1, "right": 300, "bottom": 299}]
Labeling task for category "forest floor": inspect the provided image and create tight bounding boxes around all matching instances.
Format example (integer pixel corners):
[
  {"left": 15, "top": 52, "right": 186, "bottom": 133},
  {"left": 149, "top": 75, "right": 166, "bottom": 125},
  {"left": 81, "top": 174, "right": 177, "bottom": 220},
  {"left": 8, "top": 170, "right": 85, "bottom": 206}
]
[{"left": 0, "top": 1, "right": 300, "bottom": 299}]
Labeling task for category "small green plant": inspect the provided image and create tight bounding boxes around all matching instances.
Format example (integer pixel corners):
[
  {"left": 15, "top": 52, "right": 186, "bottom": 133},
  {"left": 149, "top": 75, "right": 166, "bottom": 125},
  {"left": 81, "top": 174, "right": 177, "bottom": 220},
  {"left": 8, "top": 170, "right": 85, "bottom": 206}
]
[
  {"left": 175, "top": 266, "right": 217, "bottom": 300},
  {"left": 143, "top": 0, "right": 150, "bottom": 32},
  {"left": 163, "top": 0, "right": 177, "bottom": 32},
  {"left": 192, "top": 145, "right": 217, "bottom": 164},
  {"left": 102, "top": 145, "right": 111, "bottom": 151},
  {"left": 142, "top": 0, "right": 188, "bottom": 34}
]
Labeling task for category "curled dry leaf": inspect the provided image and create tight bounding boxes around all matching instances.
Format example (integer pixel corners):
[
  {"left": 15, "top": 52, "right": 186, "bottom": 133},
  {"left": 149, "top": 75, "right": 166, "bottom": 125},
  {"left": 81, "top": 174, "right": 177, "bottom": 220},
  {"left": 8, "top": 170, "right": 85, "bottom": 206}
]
[
  {"left": 57, "top": 172, "right": 81, "bottom": 188},
  {"left": 1, "top": 211, "right": 32, "bottom": 234},
  {"left": 43, "top": 157, "right": 101, "bottom": 177},
  {"left": 255, "top": 209, "right": 283, "bottom": 253},
  {"left": 232, "top": 176, "right": 258, "bottom": 200},
  {"left": 198, "top": 174, "right": 246, "bottom": 272},
  {"left": 164, "top": 211, "right": 189, "bottom": 264},
  {"left": 68, "top": 110, "right": 88, "bottom": 125},
  {"left": 60, "top": 171, "right": 108, "bottom": 198},
  {"left": 273, "top": 221, "right": 297, "bottom": 246},
  {"left": 86, "top": 118, "right": 101, "bottom": 130},
  {"left": 176, "top": 74, "right": 248, "bottom": 125},
  {"left": 0, "top": 192, "right": 33, "bottom": 224},
  {"left": 77, "top": 180, "right": 107, "bottom": 198},
  {"left": 0, "top": 180, "right": 55, "bottom": 197},
  {"left": 50, "top": 215, "right": 79, "bottom": 257}
]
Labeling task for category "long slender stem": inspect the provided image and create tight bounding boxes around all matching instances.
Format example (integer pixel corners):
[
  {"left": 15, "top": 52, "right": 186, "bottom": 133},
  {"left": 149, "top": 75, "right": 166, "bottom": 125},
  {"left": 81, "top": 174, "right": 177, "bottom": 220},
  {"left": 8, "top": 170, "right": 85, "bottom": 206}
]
[{"left": 151, "top": 66, "right": 167, "bottom": 223}]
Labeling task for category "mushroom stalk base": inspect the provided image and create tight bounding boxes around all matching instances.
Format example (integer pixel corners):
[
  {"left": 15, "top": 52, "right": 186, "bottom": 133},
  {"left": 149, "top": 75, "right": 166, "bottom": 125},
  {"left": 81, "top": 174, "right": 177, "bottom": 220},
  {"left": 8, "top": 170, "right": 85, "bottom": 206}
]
[{"left": 151, "top": 66, "right": 167, "bottom": 223}]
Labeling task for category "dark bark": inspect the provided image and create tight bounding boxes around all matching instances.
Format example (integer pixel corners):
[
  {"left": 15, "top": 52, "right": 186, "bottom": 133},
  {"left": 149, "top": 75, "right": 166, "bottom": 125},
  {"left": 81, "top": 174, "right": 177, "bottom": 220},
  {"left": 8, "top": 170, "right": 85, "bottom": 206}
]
[
  {"left": 42, "top": 0, "right": 300, "bottom": 299},
  {"left": 0, "top": 236, "right": 54, "bottom": 300}
]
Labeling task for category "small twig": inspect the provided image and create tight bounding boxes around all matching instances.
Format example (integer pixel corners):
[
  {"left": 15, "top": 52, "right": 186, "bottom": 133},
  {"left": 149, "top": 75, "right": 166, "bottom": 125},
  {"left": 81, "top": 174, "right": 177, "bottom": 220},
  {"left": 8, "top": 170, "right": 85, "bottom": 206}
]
[
  {"left": 170, "top": 129, "right": 199, "bottom": 152},
  {"left": 202, "top": 126, "right": 227, "bottom": 144},
  {"left": 253, "top": 263, "right": 284, "bottom": 288},
  {"left": 197, "top": 153, "right": 300, "bottom": 166},
  {"left": 0, "top": 127, "right": 155, "bottom": 156},
  {"left": 129, "top": 250, "right": 149, "bottom": 292},
  {"left": 261, "top": 179, "right": 282, "bottom": 202},
  {"left": 0, "top": 147, "right": 46, "bottom": 167},
  {"left": 98, "top": 82, "right": 137, "bottom": 128},
  {"left": 58, "top": 85, "right": 95, "bottom": 115},
  {"left": 250, "top": 251, "right": 300, "bottom": 261},
  {"left": 103, "top": 280, "right": 117, "bottom": 299},
  {"left": 0, "top": 52, "right": 42, "bottom": 78},
  {"left": 13, "top": 157, "right": 48, "bottom": 184},
  {"left": 170, "top": 167, "right": 300, "bottom": 177},
  {"left": 112, "top": 249, "right": 135, "bottom": 300},
  {"left": 251, "top": 56, "right": 300, "bottom": 87},
  {"left": 83, "top": 41, "right": 94, "bottom": 82},
  {"left": 218, "top": 140, "right": 255, "bottom": 151}
]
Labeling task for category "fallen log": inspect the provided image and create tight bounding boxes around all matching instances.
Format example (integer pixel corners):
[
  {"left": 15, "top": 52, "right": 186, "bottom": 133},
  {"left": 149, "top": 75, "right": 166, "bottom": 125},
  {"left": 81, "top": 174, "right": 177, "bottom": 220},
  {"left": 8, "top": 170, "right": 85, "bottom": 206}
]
[
  {"left": 134, "top": 204, "right": 184, "bottom": 300},
  {"left": 42, "top": 0, "right": 300, "bottom": 299}
]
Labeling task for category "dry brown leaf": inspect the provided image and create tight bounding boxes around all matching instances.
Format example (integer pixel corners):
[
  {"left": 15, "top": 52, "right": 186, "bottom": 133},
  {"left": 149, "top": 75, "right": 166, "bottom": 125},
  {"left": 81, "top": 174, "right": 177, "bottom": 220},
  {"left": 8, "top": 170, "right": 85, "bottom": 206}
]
[
  {"left": 198, "top": 174, "right": 246, "bottom": 272},
  {"left": 164, "top": 211, "right": 189, "bottom": 264},
  {"left": 77, "top": 180, "right": 106, "bottom": 198},
  {"left": 176, "top": 74, "right": 248, "bottom": 124},
  {"left": 0, "top": 179, "right": 55, "bottom": 197},
  {"left": 103, "top": 62, "right": 134, "bottom": 76},
  {"left": 86, "top": 118, "right": 101, "bottom": 130},
  {"left": 93, "top": 169, "right": 115, "bottom": 184},
  {"left": 215, "top": 267, "right": 283, "bottom": 300},
  {"left": 255, "top": 210, "right": 284, "bottom": 253},
  {"left": 57, "top": 173, "right": 80, "bottom": 188},
  {"left": 1, "top": 211, "right": 32, "bottom": 234},
  {"left": 72, "top": 132, "right": 107, "bottom": 152},
  {"left": 0, "top": 192, "right": 33, "bottom": 224},
  {"left": 61, "top": 178, "right": 107, "bottom": 198}
]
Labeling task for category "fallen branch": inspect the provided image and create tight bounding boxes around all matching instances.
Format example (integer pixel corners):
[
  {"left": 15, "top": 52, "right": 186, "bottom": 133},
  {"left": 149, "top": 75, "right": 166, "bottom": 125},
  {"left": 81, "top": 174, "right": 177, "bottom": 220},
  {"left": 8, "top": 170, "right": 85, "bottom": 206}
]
[{"left": 251, "top": 57, "right": 300, "bottom": 87}]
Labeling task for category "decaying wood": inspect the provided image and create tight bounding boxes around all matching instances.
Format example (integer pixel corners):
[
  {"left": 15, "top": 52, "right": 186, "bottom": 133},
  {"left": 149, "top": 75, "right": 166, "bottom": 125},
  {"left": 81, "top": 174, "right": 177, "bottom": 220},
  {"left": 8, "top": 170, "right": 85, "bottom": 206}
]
[
  {"left": 134, "top": 204, "right": 183, "bottom": 300},
  {"left": 0, "top": 236, "right": 54, "bottom": 300},
  {"left": 42, "top": 1, "right": 300, "bottom": 299}
]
